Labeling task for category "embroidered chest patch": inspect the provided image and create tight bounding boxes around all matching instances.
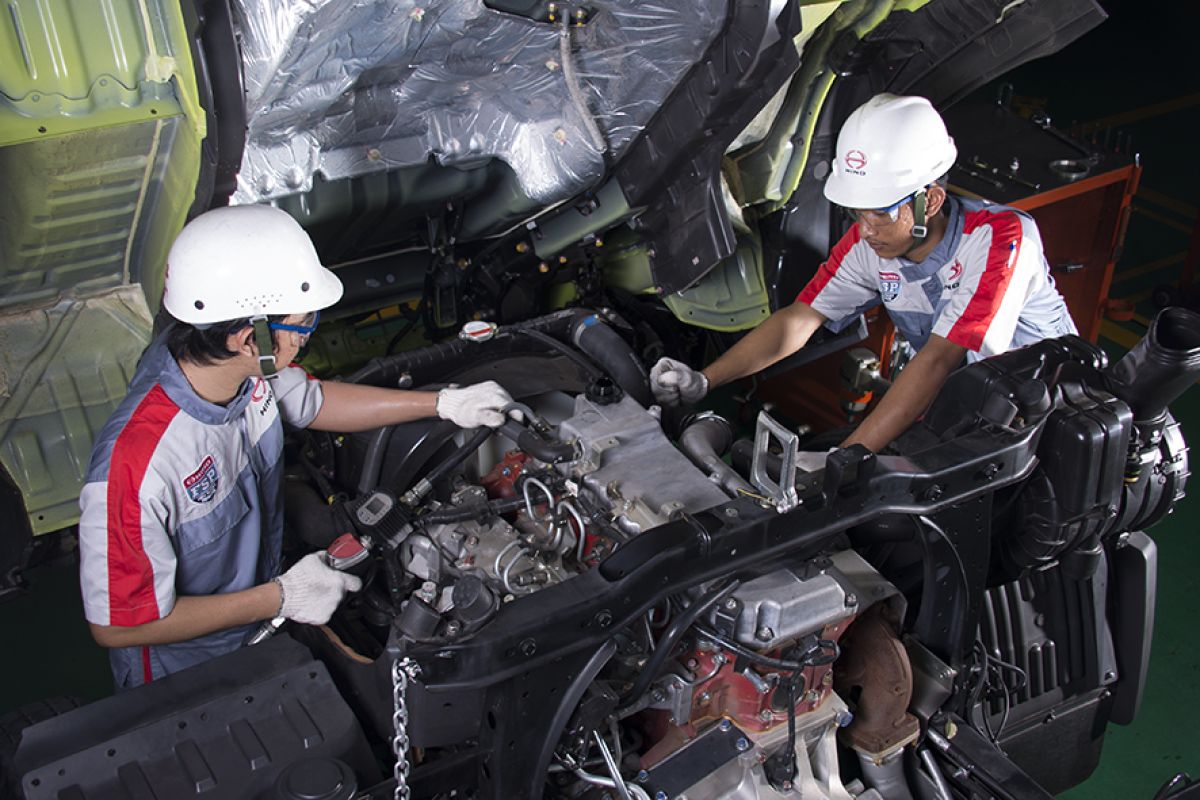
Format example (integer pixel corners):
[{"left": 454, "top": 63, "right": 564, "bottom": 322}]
[
  {"left": 879, "top": 271, "right": 902, "bottom": 302},
  {"left": 184, "top": 455, "right": 219, "bottom": 503}
]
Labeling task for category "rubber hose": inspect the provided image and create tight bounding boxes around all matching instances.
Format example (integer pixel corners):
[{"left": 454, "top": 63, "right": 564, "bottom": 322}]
[
  {"left": 618, "top": 580, "right": 740, "bottom": 710},
  {"left": 570, "top": 312, "right": 652, "bottom": 407}
]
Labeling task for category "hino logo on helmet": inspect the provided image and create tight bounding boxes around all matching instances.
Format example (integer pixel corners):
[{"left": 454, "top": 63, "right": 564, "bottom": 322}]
[{"left": 844, "top": 149, "right": 868, "bottom": 175}]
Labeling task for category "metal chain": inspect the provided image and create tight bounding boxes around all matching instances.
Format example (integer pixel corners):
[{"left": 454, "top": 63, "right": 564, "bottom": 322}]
[{"left": 392, "top": 657, "right": 422, "bottom": 800}]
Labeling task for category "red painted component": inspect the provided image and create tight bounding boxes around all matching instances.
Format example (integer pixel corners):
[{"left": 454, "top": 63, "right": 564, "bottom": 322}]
[
  {"left": 326, "top": 533, "right": 365, "bottom": 560},
  {"left": 639, "top": 617, "right": 856, "bottom": 769},
  {"left": 480, "top": 450, "right": 528, "bottom": 499}
]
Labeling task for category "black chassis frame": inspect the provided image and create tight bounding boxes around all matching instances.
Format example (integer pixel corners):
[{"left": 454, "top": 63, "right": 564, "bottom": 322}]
[{"left": 385, "top": 423, "right": 1037, "bottom": 798}]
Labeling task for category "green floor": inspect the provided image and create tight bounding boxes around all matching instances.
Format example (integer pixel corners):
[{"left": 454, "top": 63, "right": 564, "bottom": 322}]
[{"left": 2, "top": 1, "right": 1198, "bottom": 797}]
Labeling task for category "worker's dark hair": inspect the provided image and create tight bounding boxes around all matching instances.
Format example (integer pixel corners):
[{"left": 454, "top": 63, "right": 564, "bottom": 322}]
[{"left": 162, "top": 312, "right": 286, "bottom": 365}]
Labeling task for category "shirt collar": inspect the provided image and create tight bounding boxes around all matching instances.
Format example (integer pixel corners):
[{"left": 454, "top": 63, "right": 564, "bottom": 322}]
[
  {"left": 896, "top": 194, "right": 963, "bottom": 282},
  {"left": 144, "top": 334, "right": 254, "bottom": 425}
]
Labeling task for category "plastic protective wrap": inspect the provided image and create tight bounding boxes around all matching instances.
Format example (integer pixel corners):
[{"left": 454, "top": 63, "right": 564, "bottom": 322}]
[{"left": 231, "top": 0, "right": 726, "bottom": 206}]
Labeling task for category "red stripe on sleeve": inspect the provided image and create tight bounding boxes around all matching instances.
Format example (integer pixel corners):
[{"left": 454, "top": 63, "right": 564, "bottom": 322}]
[
  {"left": 142, "top": 646, "right": 154, "bottom": 685},
  {"left": 797, "top": 226, "right": 862, "bottom": 305},
  {"left": 106, "top": 384, "right": 180, "bottom": 626},
  {"left": 946, "top": 210, "right": 1024, "bottom": 351}
]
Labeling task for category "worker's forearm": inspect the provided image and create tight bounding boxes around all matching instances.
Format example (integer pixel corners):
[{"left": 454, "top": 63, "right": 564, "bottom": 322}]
[
  {"left": 310, "top": 382, "right": 439, "bottom": 432},
  {"left": 703, "top": 304, "right": 827, "bottom": 389},
  {"left": 89, "top": 583, "right": 281, "bottom": 649},
  {"left": 841, "top": 341, "right": 962, "bottom": 452}
]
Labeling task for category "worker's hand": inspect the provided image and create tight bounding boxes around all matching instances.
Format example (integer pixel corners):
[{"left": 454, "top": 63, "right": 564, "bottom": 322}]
[
  {"left": 276, "top": 552, "right": 363, "bottom": 625},
  {"left": 650, "top": 357, "right": 709, "bottom": 406},
  {"left": 436, "top": 381, "right": 514, "bottom": 428}
]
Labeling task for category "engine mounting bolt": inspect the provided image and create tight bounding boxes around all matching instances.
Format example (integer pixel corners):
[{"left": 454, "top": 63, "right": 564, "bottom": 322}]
[
  {"left": 759, "top": 710, "right": 772, "bottom": 722},
  {"left": 655, "top": 793, "right": 668, "bottom": 800},
  {"left": 724, "top": 598, "right": 739, "bottom": 610},
  {"left": 686, "top": 659, "right": 699, "bottom": 670},
  {"left": 845, "top": 593, "right": 857, "bottom": 607},
  {"left": 806, "top": 690, "right": 821, "bottom": 703},
  {"left": 519, "top": 638, "right": 537, "bottom": 656},
  {"left": 736, "top": 737, "right": 750, "bottom": 752},
  {"left": 755, "top": 626, "right": 773, "bottom": 641},
  {"left": 697, "top": 692, "right": 711, "bottom": 705},
  {"left": 635, "top": 770, "right": 649, "bottom": 783},
  {"left": 445, "top": 620, "right": 462, "bottom": 637},
  {"left": 924, "top": 484, "right": 945, "bottom": 502},
  {"left": 724, "top": 507, "right": 739, "bottom": 517},
  {"left": 719, "top": 719, "right": 732, "bottom": 732},
  {"left": 466, "top": 536, "right": 479, "bottom": 547},
  {"left": 594, "top": 610, "right": 613, "bottom": 628}
]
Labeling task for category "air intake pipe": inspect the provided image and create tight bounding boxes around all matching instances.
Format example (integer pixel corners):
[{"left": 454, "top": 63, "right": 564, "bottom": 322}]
[
  {"left": 1106, "top": 307, "right": 1200, "bottom": 429},
  {"left": 1100, "top": 307, "right": 1199, "bottom": 537},
  {"left": 678, "top": 412, "right": 756, "bottom": 497}
]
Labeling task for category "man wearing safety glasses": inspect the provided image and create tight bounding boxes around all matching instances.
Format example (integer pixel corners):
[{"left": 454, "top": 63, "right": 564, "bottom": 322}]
[
  {"left": 77, "top": 205, "right": 513, "bottom": 689},
  {"left": 651, "top": 93, "right": 1075, "bottom": 453}
]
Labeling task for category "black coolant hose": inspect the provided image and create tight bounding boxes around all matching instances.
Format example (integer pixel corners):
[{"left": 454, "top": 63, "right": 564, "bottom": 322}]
[
  {"left": 345, "top": 310, "right": 583, "bottom": 387},
  {"left": 400, "top": 426, "right": 493, "bottom": 506},
  {"left": 569, "top": 311, "right": 653, "bottom": 407},
  {"left": 498, "top": 418, "right": 577, "bottom": 464},
  {"left": 617, "top": 580, "right": 740, "bottom": 712}
]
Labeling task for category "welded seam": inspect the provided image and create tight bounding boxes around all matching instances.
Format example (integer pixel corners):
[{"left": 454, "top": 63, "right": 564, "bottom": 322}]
[{"left": 122, "top": 117, "right": 164, "bottom": 284}]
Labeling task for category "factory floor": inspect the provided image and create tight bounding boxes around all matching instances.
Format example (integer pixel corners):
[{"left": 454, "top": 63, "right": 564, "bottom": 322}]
[{"left": 0, "top": 1, "right": 1196, "bottom": 797}]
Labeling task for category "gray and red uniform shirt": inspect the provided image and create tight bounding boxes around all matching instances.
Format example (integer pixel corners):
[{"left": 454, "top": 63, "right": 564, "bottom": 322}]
[
  {"left": 799, "top": 196, "right": 1076, "bottom": 359},
  {"left": 79, "top": 334, "right": 323, "bottom": 689}
]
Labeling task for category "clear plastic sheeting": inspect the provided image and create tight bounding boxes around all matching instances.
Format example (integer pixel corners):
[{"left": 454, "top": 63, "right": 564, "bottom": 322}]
[{"left": 231, "top": 0, "right": 725, "bottom": 206}]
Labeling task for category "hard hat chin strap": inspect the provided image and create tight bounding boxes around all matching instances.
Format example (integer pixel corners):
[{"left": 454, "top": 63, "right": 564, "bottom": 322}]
[
  {"left": 250, "top": 316, "right": 279, "bottom": 379},
  {"left": 910, "top": 188, "right": 928, "bottom": 240}
]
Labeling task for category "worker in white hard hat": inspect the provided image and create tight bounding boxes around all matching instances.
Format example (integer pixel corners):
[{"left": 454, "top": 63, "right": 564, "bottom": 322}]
[
  {"left": 77, "top": 205, "right": 514, "bottom": 689},
  {"left": 650, "top": 93, "right": 1076, "bottom": 453}
]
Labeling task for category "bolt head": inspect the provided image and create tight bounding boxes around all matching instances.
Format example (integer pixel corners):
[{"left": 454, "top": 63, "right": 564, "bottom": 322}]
[
  {"left": 724, "top": 598, "right": 739, "bottom": 610},
  {"left": 636, "top": 770, "right": 650, "bottom": 783},
  {"left": 719, "top": 719, "right": 732, "bottom": 731},
  {"left": 755, "top": 626, "right": 774, "bottom": 641},
  {"left": 655, "top": 793, "right": 668, "bottom": 800},
  {"left": 844, "top": 593, "right": 858, "bottom": 607},
  {"left": 736, "top": 737, "right": 750, "bottom": 752}
]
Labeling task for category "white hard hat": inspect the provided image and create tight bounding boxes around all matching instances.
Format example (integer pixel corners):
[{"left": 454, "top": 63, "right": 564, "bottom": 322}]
[
  {"left": 822, "top": 93, "right": 957, "bottom": 210},
  {"left": 162, "top": 205, "right": 343, "bottom": 325}
]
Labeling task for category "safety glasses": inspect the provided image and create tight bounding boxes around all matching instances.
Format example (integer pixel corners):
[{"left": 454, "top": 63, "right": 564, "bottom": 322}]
[
  {"left": 268, "top": 310, "right": 320, "bottom": 339},
  {"left": 845, "top": 193, "right": 913, "bottom": 228}
]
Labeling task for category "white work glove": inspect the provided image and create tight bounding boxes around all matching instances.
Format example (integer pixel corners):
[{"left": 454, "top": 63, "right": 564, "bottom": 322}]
[
  {"left": 275, "top": 552, "right": 362, "bottom": 625},
  {"left": 650, "top": 357, "right": 709, "bottom": 406},
  {"left": 436, "top": 380, "right": 513, "bottom": 428}
]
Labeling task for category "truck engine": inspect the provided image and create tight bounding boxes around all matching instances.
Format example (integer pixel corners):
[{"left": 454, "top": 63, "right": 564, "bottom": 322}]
[{"left": 9, "top": 306, "right": 1198, "bottom": 800}]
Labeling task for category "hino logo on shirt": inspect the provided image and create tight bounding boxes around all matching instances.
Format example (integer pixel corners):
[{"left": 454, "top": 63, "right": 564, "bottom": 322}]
[
  {"left": 251, "top": 378, "right": 275, "bottom": 416},
  {"left": 879, "top": 271, "right": 901, "bottom": 302},
  {"left": 945, "top": 260, "right": 964, "bottom": 291},
  {"left": 184, "top": 455, "right": 219, "bottom": 503}
]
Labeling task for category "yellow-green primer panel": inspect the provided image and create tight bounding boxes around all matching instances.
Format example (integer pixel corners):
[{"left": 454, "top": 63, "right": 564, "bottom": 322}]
[{"left": 0, "top": 0, "right": 204, "bottom": 533}]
